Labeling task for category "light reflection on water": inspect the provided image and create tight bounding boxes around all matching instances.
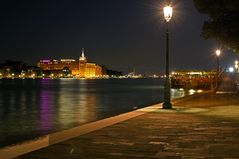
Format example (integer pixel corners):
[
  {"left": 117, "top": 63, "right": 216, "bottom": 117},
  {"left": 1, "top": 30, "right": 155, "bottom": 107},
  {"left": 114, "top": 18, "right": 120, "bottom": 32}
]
[{"left": 0, "top": 78, "right": 198, "bottom": 147}]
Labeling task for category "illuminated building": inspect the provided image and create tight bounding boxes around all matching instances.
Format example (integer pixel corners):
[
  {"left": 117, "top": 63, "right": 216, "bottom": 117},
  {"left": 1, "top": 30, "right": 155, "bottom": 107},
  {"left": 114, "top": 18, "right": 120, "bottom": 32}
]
[
  {"left": 37, "top": 59, "right": 78, "bottom": 71},
  {"left": 78, "top": 49, "right": 102, "bottom": 78},
  {"left": 79, "top": 49, "right": 87, "bottom": 77},
  {"left": 171, "top": 70, "right": 216, "bottom": 89},
  {"left": 37, "top": 49, "right": 102, "bottom": 78}
]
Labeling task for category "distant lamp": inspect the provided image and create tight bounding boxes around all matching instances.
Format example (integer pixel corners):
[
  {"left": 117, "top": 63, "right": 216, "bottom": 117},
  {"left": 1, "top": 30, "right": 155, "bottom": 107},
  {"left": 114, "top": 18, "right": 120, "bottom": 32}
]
[
  {"left": 235, "top": 60, "right": 239, "bottom": 73},
  {"left": 235, "top": 60, "right": 239, "bottom": 66},
  {"left": 164, "top": 6, "right": 173, "bottom": 22},
  {"left": 215, "top": 49, "right": 221, "bottom": 89},
  {"left": 216, "top": 49, "right": 221, "bottom": 57},
  {"left": 229, "top": 67, "right": 234, "bottom": 73}
]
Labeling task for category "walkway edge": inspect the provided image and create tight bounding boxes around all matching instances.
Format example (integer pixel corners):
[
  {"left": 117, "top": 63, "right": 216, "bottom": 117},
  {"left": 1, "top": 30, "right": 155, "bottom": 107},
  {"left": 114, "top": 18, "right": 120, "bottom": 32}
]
[
  {"left": 0, "top": 91, "right": 212, "bottom": 159},
  {"left": 0, "top": 104, "right": 161, "bottom": 159}
]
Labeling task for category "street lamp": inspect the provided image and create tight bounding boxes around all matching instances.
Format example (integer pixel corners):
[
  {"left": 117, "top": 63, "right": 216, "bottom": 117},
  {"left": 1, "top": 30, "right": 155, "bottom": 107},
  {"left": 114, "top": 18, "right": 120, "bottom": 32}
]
[
  {"left": 235, "top": 60, "right": 238, "bottom": 73},
  {"left": 163, "top": 5, "right": 173, "bottom": 109},
  {"left": 215, "top": 49, "right": 221, "bottom": 89},
  {"left": 164, "top": 6, "right": 173, "bottom": 22}
]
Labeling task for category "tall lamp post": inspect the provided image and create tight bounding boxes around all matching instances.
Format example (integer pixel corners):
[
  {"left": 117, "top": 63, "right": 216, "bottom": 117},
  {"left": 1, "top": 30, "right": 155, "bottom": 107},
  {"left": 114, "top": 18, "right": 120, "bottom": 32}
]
[
  {"left": 163, "top": 6, "right": 173, "bottom": 109},
  {"left": 215, "top": 49, "right": 221, "bottom": 89}
]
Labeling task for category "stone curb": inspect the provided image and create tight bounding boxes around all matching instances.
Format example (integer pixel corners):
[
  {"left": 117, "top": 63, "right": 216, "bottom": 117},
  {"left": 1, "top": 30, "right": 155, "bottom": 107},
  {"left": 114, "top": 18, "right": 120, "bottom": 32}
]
[
  {"left": 0, "top": 103, "right": 162, "bottom": 159},
  {"left": 0, "top": 91, "right": 210, "bottom": 159}
]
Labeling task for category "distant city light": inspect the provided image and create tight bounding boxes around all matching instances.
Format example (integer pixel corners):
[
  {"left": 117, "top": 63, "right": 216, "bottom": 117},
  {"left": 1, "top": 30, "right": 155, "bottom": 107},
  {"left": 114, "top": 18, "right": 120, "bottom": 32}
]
[
  {"left": 189, "top": 72, "right": 202, "bottom": 75},
  {"left": 60, "top": 59, "right": 76, "bottom": 62},
  {"left": 197, "top": 90, "right": 203, "bottom": 93},
  {"left": 229, "top": 67, "right": 234, "bottom": 72},
  {"left": 189, "top": 89, "right": 196, "bottom": 95},
  {"left": 41, "top": 60, "right": 51, "bottom": 63}
]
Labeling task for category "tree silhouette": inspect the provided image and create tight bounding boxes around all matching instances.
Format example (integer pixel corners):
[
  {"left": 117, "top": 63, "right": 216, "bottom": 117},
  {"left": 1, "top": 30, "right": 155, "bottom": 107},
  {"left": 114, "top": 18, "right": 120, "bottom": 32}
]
[{"left": 193, "top": 0, "right": 239, "bottom": 54}]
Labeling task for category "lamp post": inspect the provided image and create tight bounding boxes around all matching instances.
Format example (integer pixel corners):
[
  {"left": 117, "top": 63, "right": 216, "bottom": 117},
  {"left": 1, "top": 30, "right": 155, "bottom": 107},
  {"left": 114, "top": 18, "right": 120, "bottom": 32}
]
[
  {"left": 215, "top": 49, "right": 221, "bottom": 89},
  {"left": 163, "top": 6, "right": 173, "bottom": 109},
  {"left": 235, "top": 60, "right": 238, "bottom": 73}
]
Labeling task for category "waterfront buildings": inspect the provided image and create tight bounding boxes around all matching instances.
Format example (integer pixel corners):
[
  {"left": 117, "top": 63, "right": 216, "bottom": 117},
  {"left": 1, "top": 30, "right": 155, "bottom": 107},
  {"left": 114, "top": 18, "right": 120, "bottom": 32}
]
[
  {"left": 37, "top": 49, "right": 103, "bottom": 78},
  {"left": 0, "top": 53, "right": 122, "bottom": 79},
  {"left": 171, "top": 70, "right": 216, "bottom": 89},
  {"left": 0, "top": 60, "right": 41, "bottom": 78}
]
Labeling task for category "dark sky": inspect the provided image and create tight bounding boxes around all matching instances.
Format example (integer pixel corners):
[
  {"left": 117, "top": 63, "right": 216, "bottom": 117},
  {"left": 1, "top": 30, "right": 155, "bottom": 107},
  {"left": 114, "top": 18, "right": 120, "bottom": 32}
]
[{"left": 0, "top": 0, "right": 238, "bottom": 75}]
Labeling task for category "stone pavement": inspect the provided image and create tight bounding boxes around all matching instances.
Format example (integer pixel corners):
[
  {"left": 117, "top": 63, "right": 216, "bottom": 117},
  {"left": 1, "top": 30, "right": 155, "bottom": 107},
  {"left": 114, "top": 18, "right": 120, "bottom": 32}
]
[{"left": 15, "top": 90, "right": 239, "bottom": 159}]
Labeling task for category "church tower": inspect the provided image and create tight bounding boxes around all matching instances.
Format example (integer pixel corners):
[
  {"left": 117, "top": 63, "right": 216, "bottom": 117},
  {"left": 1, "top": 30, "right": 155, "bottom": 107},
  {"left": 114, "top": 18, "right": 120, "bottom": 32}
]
[
  {"left": 79, "top": 48, "right": 87, "bottom": 77},
  {"left": 79, "top": 48, "right": 87, "bottom": 62}
]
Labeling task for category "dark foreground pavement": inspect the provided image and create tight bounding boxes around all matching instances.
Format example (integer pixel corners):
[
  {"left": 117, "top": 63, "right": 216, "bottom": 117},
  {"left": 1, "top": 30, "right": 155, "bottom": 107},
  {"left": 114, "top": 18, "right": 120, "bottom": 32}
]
[{"left": 15, "top": 91, "right": 239, "bottom": 159}]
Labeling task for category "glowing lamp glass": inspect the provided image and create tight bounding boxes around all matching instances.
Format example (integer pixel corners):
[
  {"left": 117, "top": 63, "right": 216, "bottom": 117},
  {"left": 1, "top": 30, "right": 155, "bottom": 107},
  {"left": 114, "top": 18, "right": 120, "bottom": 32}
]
[
  {"left": 164, "top": 6, "right": 173, "bottom": 22},
  {"left": 235, "top": 60, "right": 238, "bottom": 65},
  {"left": 216, "top": 50, "right": 221, "bottom": 56}
]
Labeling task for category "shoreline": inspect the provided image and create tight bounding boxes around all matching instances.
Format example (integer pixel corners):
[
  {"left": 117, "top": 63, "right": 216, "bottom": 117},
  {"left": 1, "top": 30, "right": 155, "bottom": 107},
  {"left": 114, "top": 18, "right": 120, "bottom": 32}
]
[{"left": 0, "top": 92, "right": 208, "bottom": 159}]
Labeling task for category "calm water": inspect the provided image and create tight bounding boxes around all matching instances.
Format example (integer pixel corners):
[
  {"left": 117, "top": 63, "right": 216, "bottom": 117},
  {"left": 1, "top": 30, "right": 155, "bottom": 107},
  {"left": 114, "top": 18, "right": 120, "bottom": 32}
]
[{"left": 0, "top": 78, "right": 186, "bottom": 148}]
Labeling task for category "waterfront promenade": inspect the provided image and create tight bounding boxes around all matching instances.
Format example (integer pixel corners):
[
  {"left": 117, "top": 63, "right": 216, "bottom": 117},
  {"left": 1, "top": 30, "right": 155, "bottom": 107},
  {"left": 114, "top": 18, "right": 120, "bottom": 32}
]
[
  {"left": 12, "top": 79, "right": 239, "bottom": 158},
  {"left": 0, "top": 73, "right": 236, "bottom": 159}
]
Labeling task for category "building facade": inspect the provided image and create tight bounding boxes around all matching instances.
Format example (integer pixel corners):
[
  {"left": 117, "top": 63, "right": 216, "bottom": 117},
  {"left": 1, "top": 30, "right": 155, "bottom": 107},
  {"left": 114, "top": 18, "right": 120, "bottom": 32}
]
[{"left": 37, "top": 49, "right": 102, "bottom": 78}]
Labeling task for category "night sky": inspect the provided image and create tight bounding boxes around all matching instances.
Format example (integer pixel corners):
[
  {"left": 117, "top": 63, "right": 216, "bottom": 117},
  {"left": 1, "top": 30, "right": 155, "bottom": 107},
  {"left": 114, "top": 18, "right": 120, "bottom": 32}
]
[{"left": 0, "top": 0, "right": 238, "bottom": 75}]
